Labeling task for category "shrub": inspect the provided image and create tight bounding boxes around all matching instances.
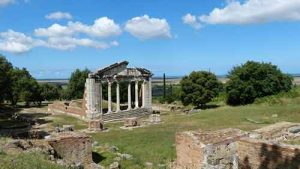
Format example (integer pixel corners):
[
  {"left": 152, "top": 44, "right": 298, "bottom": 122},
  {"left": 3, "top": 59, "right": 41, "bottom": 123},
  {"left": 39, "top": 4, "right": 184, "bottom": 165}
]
[
  {"left": 226, "top": 61, "right": 293, "bottom": 105},
  {"left": 180, "top": 71, "right": 222, "bottom": 108}
]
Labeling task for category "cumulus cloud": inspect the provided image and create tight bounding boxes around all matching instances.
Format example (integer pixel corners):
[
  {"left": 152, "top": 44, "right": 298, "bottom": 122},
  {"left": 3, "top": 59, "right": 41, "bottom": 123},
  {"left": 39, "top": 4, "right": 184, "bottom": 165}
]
[
  {"left": 35, "top": 17, "right": 121, "bottom": 38},
  {"left": 182, "top": 13, "right": 202, "bottom": 30},
  {"left": 125, "top": 15, "right": 171, "bottom": 40},
  {"left": 45, "top": 11, "right": 73, "bottom": 20},
  {"left": 0, "top": 0, "right": 14, "bottom": 6},
  {"left": 44, "top": 37, "right": 115, "bottom": 50},
  {"left": 0, "top": 29, "right": 119, "bottom": 54},
  {"left": 0, "top": 30, "right": 44, "bottom": 54},
  {"left": 199, "top": 0, "right": 300, "bottom": 25}
]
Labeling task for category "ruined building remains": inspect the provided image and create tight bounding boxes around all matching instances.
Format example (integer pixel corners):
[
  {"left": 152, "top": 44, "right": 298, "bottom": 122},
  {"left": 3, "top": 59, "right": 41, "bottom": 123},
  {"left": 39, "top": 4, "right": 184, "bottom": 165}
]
[{"left": 48, "top": 61, "right": 153, "bottom": 123}]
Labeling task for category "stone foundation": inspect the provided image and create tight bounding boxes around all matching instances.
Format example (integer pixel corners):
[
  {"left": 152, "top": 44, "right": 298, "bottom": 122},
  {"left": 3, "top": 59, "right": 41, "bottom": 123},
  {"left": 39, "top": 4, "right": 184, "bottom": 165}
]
[
  {"left": 124, "top": 117, "right": 140, "bottom": 127},
  {"left": 237, "top": 138, "right": 300, "bottom": 169},
  {"left": 174, "top": 129, "right": 245, "bottom": 169},
  {"left": 47, "top": 132, "right": 92, "bottom": 166},
  {"left": 173, "top": 123, "right": 300, "bottom": 169},
  {"left": 88, "top": 119, "right": 104, "bottom": 131},
  {"left": 48, "top": 101, "right": 86, "bottom": 119}
]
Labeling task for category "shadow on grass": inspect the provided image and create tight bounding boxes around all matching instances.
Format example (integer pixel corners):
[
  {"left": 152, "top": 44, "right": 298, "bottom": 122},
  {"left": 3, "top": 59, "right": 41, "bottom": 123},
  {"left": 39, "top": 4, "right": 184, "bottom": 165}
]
[
  {"left": 92, "top": 152, "right": 106, "bottom": 163},
  {"left": 196, "top": 104, "right": 220, "bottom": 110},
  {"left": 0, "top": 105, "right": 52, "bottom": 139},
  {"left": 240, "top": 143, "right": 300, "bottom": 169}
]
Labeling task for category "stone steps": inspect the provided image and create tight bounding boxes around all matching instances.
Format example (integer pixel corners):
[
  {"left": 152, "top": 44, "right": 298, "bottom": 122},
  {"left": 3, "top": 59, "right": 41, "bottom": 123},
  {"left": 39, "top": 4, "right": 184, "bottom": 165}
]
[{"left": 102, "top": 108, "right": 152, "bottom": 122}]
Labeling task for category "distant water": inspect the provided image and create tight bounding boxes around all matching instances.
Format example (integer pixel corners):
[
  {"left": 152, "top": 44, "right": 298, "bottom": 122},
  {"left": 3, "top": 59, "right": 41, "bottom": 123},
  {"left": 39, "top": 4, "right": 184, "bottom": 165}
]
[{"left": 37, "top": 74, "right": 300, "bottom": 83}]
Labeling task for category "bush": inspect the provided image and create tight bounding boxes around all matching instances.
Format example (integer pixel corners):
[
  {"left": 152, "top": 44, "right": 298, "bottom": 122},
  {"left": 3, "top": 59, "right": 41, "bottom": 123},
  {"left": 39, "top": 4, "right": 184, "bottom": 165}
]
[
  {"left": 66, "top": 69, "right": 90, "bottom": 100},
  {"left": 226, "top": 61, "right": 293, "bottom": 105},
  {"left": 180, "top": 71, "right": 222, "bottom": 108}
]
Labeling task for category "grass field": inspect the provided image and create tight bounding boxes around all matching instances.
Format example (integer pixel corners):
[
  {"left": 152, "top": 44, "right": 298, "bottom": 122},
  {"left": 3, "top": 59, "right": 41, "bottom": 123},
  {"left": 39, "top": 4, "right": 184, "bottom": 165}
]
[{"left": 1, "top": 87, "right": 300, "bottom": 168}]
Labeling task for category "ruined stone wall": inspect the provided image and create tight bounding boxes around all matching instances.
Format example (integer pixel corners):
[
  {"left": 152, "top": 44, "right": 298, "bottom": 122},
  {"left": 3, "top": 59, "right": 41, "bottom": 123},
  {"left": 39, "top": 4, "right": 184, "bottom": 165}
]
[
  {"left": 175, "top": 132, "right": 204, "bottom": 169},
  {"left": 48, "top": 102, "right": 86, "bottom": 119},
  {"left": 47, "top": 132, "right": 93, "bottom": 166},
  {"left": 173, "top": 127, "right": 300, "bottom": 169},
  {"left": 237, "top": 138, "right": 300, "bottom": 169}
]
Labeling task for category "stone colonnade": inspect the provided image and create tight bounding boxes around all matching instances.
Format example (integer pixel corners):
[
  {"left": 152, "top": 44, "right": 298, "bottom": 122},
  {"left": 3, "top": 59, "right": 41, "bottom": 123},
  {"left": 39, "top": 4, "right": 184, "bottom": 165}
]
[{"left": 85, "top": 78, "right": 152, "bottom": 119}]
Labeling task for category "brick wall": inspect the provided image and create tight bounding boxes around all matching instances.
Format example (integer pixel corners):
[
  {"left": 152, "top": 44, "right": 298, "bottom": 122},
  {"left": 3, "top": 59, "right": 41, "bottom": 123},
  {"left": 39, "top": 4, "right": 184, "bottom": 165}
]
[
  {"left": 48, "top": 102, "right": 86, "bottom": 118},
  {"left": 237, "top": 138, "right": 300, "bottom": 169},
  {"left": 175, "top": 132, "right": 204, "bottom": 169}
]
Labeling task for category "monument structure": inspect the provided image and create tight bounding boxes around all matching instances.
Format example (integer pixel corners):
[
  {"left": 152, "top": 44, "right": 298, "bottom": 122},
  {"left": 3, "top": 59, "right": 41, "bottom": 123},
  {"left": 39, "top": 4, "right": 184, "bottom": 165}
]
[
  {"left": 48, "top": 61, "right": 153, "bottom": 124},
  {"left": 83, "top": 61, "right": 153, "bottom": 122}
]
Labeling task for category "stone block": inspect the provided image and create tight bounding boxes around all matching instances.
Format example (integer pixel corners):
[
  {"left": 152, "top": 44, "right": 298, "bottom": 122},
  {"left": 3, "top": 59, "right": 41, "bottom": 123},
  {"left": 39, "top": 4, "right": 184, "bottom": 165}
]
[
  {"left": 149, "top": 114, "right": 161, "bottom": 123},
  {"left": 88, "top": 119, "right": 104, "bottom": 131},
  {"left": 124, "top": 117, "right": 140, "bottom": 127},
  {"left": 62, "top": 125, "right": 74, "bottom": 132},
  {"left": 174, "top": 129, "right": 246, "bottom": 169},
  {"left": 237, "top": 137, "right": 300, "bottom": 169},
  {"left": 47, "top": 132, "right": 92, "bottom": 166}
]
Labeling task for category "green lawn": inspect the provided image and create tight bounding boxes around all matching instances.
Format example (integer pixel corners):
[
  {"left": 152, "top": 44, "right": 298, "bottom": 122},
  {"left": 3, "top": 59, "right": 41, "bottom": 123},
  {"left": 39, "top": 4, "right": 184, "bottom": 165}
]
[
  {"left": 90, "top": 103, "right": 300, "bottom": 168},
  {"left": 1, "top": 88, "right": 300, "bottom": 168}
]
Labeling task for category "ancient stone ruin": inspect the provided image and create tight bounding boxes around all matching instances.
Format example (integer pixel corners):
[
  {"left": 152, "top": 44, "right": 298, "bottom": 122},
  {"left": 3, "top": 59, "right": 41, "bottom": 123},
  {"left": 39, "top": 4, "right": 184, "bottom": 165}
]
[
  {"left": 173, "top": 122, "right": 300, "bottom": 169},
  {"left": 48, "top": 61, "right": 153, "bottom": 130}
]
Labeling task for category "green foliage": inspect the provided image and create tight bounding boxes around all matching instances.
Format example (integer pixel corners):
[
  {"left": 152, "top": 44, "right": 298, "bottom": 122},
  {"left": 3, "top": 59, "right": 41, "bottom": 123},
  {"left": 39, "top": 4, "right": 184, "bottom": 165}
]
[
  {"left": 254, "top": 86, "right": 300, "bottom": 105},
  {"left": 40, "top": 83, "right": 61, "bottom": 101},
  {"left": 0, "top": 55, "right": 13, "bottom": 103},
  {"left": 66, "top": 69, "right": 90, "bottom": 100},
  {"left": 226, "top": 61, "right": 293, "bottom": 105},
  {"left": 163, "top": 73, "right": 166, "bottom": 99},
  {"left": 7, "top": 68, "right": 42, "bottom": 106},
  {"left": 180, "top": 71, "right": 222, "bottom": 107}
]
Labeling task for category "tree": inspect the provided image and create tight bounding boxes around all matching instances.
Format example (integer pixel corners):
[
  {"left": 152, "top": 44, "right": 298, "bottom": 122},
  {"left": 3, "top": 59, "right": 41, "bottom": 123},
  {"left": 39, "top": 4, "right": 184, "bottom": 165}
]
[
  {"left": 163, "top": 73, "right": 166, "bottom": 100},
  {"left": 180, "top": 71, "right": 222, "bottom": 108},
  {"left": 40, "top": 83, "right": 61, "bottom": 101},
  {"left": 7, "top": 68, "right": 42, "bottom": 106},
  {"left": 0, "top": 55, "right": 13, "bottom": 103},
  {"left": 66, "top": 69, "right": 90, "bottom": 100},
  {"left": 225, "top": 61, "right": 293, "bottom": 105}
]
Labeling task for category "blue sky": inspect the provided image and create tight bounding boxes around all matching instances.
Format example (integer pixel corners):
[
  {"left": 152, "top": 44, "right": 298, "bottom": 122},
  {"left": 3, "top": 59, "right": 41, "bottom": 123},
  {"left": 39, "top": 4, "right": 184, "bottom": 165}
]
[{"left": 0, "top": 0, "right": 300, "bottom": 79}]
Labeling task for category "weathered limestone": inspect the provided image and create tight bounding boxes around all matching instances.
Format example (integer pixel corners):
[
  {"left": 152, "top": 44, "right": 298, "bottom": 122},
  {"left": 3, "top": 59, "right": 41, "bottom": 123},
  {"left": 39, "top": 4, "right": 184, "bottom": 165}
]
[
  {"left": 49, "top": 61, "right": 152, "bottom": 123},
  {"left": 88, "top": 119, "right": 104, "bottom": 131},
  {"left": 124, "top": 117, "right": 140, "bottom": 127},
  {"left": 85, "top": 78, "right": 101, "bottom": 119},
  {"left": 47, "top": 132, "right": 93, "bottom": 166},
  {"left": 108, "top": 81, "right": 112, "bottom": 114},
  {"left": 174, "top": 129, "right": 246, "bottom": 169},
  {"left": 116, "top": 82, "right": 120, "bottom": 112},
  {"left": 149, "top": 114, "right": 161, "bottom": 123},
  {"left": 173, "top": 123, "right": 300, "bottom": 169},
  {"left": 135, "top": 80, "right": 139, "bottom": 109},
  {"left": 127, "top": 82, "right": 132, "bottom": 110},
  {"left": 237, "top": 137, "right": 300, "bottom": 169}
]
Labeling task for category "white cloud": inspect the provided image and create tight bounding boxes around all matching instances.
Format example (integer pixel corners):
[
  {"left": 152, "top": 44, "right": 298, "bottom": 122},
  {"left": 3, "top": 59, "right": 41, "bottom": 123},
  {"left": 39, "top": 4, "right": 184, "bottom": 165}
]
[
  {"left": 35, "top": 17, "right": 121, "bottom": 38},
  {"left": 44, "top": 37, "right": 114, "bottom": 50},
  {"left": 45, "top": 11, "right": 73, "bottom": 20},
  {"left": 0, "top": 0, "right": 14, "bottom": 6},
  {"left": 0, "top": 30, "right": 43, "bottom": 54},
  {"left": 0, "top": 29, "right": 118, "bottom": 54},
  {"left": 34, "top": 23, "right": 74, "bottom": 37},
  {"left": 199, "top": 0, "right": 300, "bottom": 25},
  {"left": 68, "top": 17, "right": 122, "bottom": 38},
  {"left": 125, "top": 15, "right": 171, "bottom": 40},
  {"left": 182, "top": 13, "right": 202, "bottom": 30}
]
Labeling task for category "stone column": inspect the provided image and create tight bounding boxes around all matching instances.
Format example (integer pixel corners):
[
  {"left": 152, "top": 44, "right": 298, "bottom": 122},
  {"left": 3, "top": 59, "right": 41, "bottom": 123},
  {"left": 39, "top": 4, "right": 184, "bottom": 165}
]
[
  {"left": 116, "top": 82, "right": 120, "bottom": 112},
  {"left": 149, "top": 78, "right": 152, "bottom": 108},
  {"left": 135, "top": 80, "right": 139, "bottom": 109},
  {"left": 142, "top": 80, "right": 146, "bottom": 108},
  {"left": 85, "top": 78, "right": 101, "bottom": 119},
  {"left": 127, "top": 82, "right": 132, "bottom": 110},
  {"left": 107, "top": 81, "right": 112, "bottom": 113},
  {"left": 99, "top": 82, "right": 103, "bottom": 114}
]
